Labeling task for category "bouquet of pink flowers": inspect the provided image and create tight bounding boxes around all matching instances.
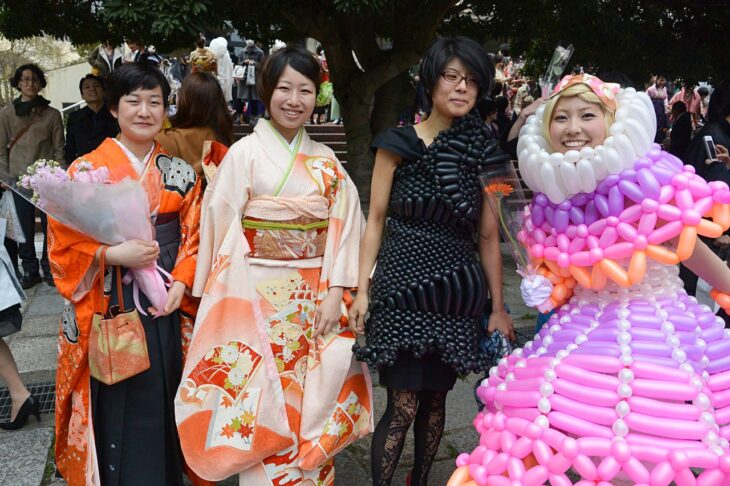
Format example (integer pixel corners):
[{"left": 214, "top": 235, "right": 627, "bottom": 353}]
[
  {"left": 480, "top": 162, "right": 555, "bottom": 313},
  {"left": 11, "top": 159, "right": 170, "bottom": 315}
]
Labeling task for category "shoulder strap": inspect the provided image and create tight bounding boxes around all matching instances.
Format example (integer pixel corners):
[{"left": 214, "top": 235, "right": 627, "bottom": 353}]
[{"left": 6, "top": 108, "right": 44, "bottom": 152}]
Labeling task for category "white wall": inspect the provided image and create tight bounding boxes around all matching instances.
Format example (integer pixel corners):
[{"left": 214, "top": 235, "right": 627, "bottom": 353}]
[{"left": 44, "top": 62, "right": 91, "bottom": 110}]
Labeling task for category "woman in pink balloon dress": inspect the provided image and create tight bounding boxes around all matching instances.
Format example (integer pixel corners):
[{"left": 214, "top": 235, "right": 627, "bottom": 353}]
[{"left": 450, "top": 74, "right": 730, "bottom": 485}]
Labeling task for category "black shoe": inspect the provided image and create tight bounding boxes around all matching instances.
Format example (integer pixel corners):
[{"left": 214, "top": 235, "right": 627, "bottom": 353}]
[
  {"left": 20, "top": 273, "right": 41, "bottom": 289},
  {"left": 43, "top": 273, "right": 55, "bottom": 287},
  {"left": 0, "top": 395, "right": 41, "bottom": 430}
]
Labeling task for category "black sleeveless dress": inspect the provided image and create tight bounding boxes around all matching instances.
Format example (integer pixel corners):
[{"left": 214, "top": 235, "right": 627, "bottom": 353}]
[{"left": 353, "top": 113, "right": 509, "bottom": 391}]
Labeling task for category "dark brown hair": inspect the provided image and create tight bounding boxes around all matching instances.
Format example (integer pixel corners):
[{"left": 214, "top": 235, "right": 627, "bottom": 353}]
[
  {"left": 10, "top": 64, "right": 47, "bottom": 90},
  {"left": 171, "top": 72, "right": 233, "bottom": 146},
  {"left": 257, "top": 46, "right": 321, "bottom": 112}
]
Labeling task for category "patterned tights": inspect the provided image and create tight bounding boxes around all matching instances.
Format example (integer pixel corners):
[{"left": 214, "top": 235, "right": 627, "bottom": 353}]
[{"left": 370, "top": 388, "right": 448, "bottom": 486}]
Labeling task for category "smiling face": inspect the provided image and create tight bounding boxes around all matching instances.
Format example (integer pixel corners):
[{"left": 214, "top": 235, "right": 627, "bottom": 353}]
[
  {"left": 548, "top": 96, "right": 607, "bottom": 153},
  {"left": 268, "top": 64, "right": 316, "bottom": 141},
  {"left": 110, "top": 86, "right": 165, "bottom": 147},
  {"left": 430, "top": 58, "right": 479, "bottom": 120}
]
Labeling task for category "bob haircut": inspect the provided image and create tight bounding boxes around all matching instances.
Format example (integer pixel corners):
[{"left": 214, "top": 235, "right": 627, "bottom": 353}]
[
  {"left": 10, "top": 64, "right": 47, "bottom": 90},
  {"left": 171, "top": 72, "right": 233, "bottom": 146},
  {"left": 257, "top": 46, "right": 321, "bottom": 112},
  {"left": 78, "top": 74, "right": 104, "bottom": 94},
  {"left": 106, "top": 62, "right": 171, "bottom": 111},
  {"left": 542, "top": 82, "right": 616, "bottom": 149},
  {"left": 418, "top": 36, "right": 494, "bottom": 102}
]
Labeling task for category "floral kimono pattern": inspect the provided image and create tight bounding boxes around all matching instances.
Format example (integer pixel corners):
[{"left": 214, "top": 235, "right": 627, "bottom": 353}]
[
  {"left": 175, "top": 120, "right": 373, "bottom": 485},
  {"left": 50, "top": 138, "right": 202, "bottom": 486}
]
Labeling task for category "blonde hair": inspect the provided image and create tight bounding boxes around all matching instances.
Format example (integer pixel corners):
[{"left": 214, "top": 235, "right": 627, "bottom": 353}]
[{"left": 542, "top": 83, "right": 616, "bottom": 148}]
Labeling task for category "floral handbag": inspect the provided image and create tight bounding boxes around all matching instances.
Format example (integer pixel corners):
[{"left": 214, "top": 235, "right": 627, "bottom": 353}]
[{"left": 88, "top": 246, "right": 150, "bottom": 385}]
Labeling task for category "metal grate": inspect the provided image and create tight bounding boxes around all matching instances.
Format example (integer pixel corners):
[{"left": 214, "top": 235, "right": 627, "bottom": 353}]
[
  {"left": 0, "top": 382, "right": 56, "bottom": 420},
  {"left": 515, "top": 326, "right": 536, "bottom": 347}
]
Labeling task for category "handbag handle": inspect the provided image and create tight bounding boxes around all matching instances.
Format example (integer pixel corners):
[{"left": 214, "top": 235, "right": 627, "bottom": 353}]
[{"left": 97, "top": 246, "right": 126, "bottom": 313}]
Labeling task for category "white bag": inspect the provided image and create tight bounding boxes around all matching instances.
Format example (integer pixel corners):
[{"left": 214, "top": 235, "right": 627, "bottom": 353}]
[
  {"left": 233, "top": 64, "right": 245, "bottom": 81},
  {"left": 0, "top": 191, "right": 25, "bottom": 244}
]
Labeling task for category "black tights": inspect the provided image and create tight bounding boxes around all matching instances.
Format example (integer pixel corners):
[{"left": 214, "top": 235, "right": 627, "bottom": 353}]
[{"left": 371, "top": 388, "right": 448, "bottom": 486}]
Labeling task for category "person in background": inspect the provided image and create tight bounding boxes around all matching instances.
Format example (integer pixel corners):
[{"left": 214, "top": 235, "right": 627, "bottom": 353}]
[
  {"left": 0, "top": 64, "right": 64, "bottom": 288},
  {"left": 237, "top": 39, "right": 265, "bottom": 124},
  {"left": 494, "top": 95, "right": 511, "bottom": 138},
  {"left": 669, "top": 100, "right": 692, "bottom": 159},
  {"left": 65, "top": 74, "right": 119, "bottom": 164},
  {"left": 476, "top": 97, "right": 499, "bottom": 139},
  {"left": 0, "top": 240, "right": 34, "bottom": 430},
  {"left": 87, "top": 41, "right": 124, "bottom": 79},
  {"left": 669, "top": 81, "right": 702, "bottom": 126},
  {"left": 698, "top": 86, "right": 710, "bottom": 123},
  {"left": 189, "top": 36, "right": 217, "bottom": 75},
  {"left": 513, "top": 76, "right": 537, "bottom": 115},
  {"left": 155, "top": 71, "right": 233, "bottom": 177}
]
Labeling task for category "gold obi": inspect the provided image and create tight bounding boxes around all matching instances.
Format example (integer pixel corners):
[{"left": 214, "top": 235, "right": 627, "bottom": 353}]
[{"left": 242, "top": 195, "right": 329, "bottom": 260}]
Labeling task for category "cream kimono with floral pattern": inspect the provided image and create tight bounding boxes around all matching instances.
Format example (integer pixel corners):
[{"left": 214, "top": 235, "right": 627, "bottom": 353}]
[{"left": 175, "top": 120, "right": 373, "bottom": 485}]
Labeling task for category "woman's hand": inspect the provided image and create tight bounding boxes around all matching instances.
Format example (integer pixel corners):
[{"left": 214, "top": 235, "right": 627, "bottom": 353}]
[
  {"left": 313, "top": 287, "right": 344, "bottom": 338},
  {"left": 488, "top": 308, "right": 515, "bottom": 342},
  {"left": 348, "top": 293, "right": 369, "bottom": 335},
  {"left": 150, "top": 280, "right": 186, "bottom": 317},
  {"left": 519, "top": 97, "right": 547, "bottom": 119},
  {"left": 717, "top": 144, "right": 730, "bottom": 167},
  {"left": 105, "top": 239, "right": 159, "bottom": 269}
]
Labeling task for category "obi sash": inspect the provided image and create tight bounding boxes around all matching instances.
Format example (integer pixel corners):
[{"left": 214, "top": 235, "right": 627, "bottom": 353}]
[{"left": 242, "top": 195, "right": 329, "bottom": 260}]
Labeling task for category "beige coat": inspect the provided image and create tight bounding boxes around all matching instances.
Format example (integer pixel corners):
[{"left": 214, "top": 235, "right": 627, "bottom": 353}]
[{"left": 0, "top": 101, "right": 65, "bottom": 177}]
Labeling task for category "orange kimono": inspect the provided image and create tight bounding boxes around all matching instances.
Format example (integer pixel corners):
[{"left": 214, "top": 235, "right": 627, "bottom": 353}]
[
  {"left": 49, "top": 138, "right": 202, "bottom": 486},
  {"left": 175, "top": 120, "right": 373, "bottom": 484}
]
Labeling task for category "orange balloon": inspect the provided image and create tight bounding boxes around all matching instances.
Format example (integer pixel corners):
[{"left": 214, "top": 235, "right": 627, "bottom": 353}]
[
  {"left": 697, "top": 219, "right": 723, "bottom": 238},
  {"left": 446, "top": 466, "right": 471, "bottom": 486},
  {"left": 599, "top": 259, "right": 631, "bottom": 287},
  {"left": 676, "top": 227, "right": 697, "bottom": 261},
  {"left": 570, "top": 265, "right": 592, "bottom": 288},
  {"left": 628, "top": 250, "right": 647, "bottom": 284},
  {"left": 646, "top": 244, "right": 679, "bottom": 265},
  {"left": 591, "top": 265, "right": 607, "bottom": 290},
  {"left": 713, "top": 204, "right": 730, "bottom": 229}
]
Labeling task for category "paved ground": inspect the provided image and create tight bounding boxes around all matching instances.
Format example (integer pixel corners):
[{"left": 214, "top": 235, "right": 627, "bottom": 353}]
[{"left": 0, "top": 242, "right": 536, "bottom": 486}]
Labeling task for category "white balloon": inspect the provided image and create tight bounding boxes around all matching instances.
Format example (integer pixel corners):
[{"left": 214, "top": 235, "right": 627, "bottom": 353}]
[
  {"left": 564, "top": 150, "right": 580, "bottom": 163},
  {"left": 603, "top": 146, "right": 624, "bottom": 175},
  {"left": 613, "top": 133, "right": 635, "bottom": 164},
  {"left": 560, "top": 161, "right": 582, "bottom": 195},
  {"left": 623, "top": 117, "right": 652, "bottom": 156},
  {"left": 540, "top": 162, "right": 564, "bottom": 204},
  {"left": 577, "top": 159, "right": 597, "bottom": 193}
]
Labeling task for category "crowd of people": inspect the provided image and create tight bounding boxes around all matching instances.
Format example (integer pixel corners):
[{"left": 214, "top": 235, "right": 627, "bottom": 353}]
[{"left": 0, "top": 31, "right": 730, "bottom": 486}]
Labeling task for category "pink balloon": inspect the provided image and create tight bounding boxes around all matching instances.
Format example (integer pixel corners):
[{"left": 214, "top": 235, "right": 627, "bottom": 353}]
[{"left": 649, "top": 461, "right": 675, "bottom": 486}]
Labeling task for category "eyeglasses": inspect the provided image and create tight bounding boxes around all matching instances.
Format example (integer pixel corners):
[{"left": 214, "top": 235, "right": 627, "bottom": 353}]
[
  {"left": 20, "top": 77, "right": 40, "bottom": 85},
  {"left": 440, "top": 71, "right": 479, "bottom": 88}
]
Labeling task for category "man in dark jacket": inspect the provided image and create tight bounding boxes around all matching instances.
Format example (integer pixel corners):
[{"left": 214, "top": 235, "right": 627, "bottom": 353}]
[{"left": 65, "top": 74, "right": 119, "bottom": 164}]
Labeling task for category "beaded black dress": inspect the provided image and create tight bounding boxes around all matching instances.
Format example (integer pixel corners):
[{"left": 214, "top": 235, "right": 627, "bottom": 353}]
[{"left": 353, "top": 113, "right": 509, "bottom": 391}]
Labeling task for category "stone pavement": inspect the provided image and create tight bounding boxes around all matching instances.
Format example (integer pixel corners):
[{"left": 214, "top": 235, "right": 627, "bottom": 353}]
[{"left": 0, "top": 245, "right": 537, "bottom": 486}]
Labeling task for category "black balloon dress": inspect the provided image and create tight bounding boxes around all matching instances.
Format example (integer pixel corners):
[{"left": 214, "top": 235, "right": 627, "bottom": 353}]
[{"left": 353, "top": 113, "right": 509, "bottom": 391}]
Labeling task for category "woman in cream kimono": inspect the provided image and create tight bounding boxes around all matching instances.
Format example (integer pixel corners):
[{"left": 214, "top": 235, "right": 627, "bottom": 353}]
[{"left": 175, "top": 46, "right": 372, "bottom": 485}]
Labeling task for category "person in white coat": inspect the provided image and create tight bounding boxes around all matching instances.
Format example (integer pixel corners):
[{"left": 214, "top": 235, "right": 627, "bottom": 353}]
[{"left": 209, "top": 37, "right": 234, "bottom": 104}]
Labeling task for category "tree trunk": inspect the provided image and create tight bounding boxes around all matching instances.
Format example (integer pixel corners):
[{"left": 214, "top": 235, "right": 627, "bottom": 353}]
[
  {"left": 337, "top": 86, "right": 376, "bottom": 209},
  {"left": 371, "top": 70, "right": 412, "bottom": 135}
]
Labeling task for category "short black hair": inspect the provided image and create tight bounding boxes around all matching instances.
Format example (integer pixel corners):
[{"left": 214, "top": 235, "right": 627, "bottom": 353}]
[
  {"left": 79, "top": 74, "right": 104, "bottom": 94},
  {"left": 697, "top": 86, "right": 709, "bottom": 97},
  {"left": 419, "top": 36, "right": 494, "bottom": 102},
  {"left": 258, "top": 46, "right": 321, "bottom": 112},
  {"left": 495, "top": 95, "right": 509, "bottom": 113},
  {"left": 476, "top": 97, "right": 497, "bottom": 120},
  {"left": 672, "top": 100, "right": 687, "bottom": 115},
  {"left": 707, "top": 79, "right": 730, "bottom": 123},
  {"left": 106, "top": 62, "right": 170, "bottom": 111},
  {"left": 10, "top": 64, "right": 47, "bottom": 90}
]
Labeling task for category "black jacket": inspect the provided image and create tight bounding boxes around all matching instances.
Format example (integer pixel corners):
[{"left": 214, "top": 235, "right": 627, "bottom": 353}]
[
  {"left": 685, "top": 118, "right": 730, "bottom": 186},
  {"left": 669, "top": 112, "right": 692, "bottom": 160},
  {"left": 64, "top": 105, "right": 119, "bottom": 164}
]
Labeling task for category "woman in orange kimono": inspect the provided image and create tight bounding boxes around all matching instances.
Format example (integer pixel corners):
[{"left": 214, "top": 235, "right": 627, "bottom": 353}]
[
  {"left": 49, "top": 63, "right": 202, "bottom": 486},
  {"left": 175, "top": 46, "right": 373, "bottom": 485}
]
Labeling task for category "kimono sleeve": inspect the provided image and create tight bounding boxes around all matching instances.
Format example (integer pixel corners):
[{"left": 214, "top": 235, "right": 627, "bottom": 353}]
[
  {"left": 48, "top": 220, "right": 102, "bottom": 302},
  {"left": 171, "top": 175, "right": 203, "bottom": 288},
  {"left": 321, "top": 158, "right": 364, "bottom": 290},
  {"left": 192, "top": 140, "right": 252, "bottom": 297}
]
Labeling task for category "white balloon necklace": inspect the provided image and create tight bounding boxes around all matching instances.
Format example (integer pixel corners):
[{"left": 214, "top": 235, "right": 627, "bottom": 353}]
[{"left": 517, "top": 88, "right": 657, "bottom": 204}]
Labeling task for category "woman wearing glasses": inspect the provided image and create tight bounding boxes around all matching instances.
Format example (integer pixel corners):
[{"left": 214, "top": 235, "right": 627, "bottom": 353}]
[{"left": 350, "top": 37, "right": 514, "bottom": 485}]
